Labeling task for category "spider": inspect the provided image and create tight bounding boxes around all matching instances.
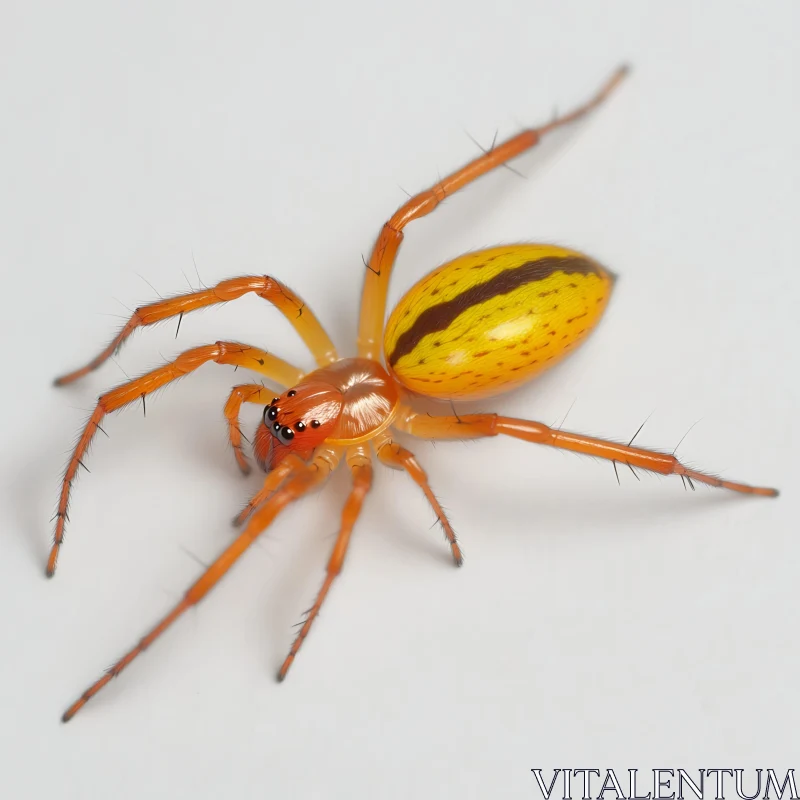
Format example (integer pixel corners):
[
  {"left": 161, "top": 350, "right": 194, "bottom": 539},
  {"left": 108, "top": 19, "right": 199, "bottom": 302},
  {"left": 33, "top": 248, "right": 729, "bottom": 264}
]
[{"left": 51, "top": 65, "right": 778, "bottom": 722}]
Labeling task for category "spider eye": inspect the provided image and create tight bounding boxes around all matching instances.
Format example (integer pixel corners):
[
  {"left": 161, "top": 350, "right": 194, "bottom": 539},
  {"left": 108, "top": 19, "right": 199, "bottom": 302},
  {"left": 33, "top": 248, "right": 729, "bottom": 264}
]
[
  {"left": 310, "top": 420, "right": 320, "bottom": 429},
  {"left": 295, "top": 421, "right": 306, "bottom": 432},
  {"left": 266, "top": 406, "right": 279, "bottom": 422},
  {"left": 287, "top": 390, "right": 297, "bottom": 397},
  {"left": 277, "top": 425, "right": 294, "bottom": 444}
]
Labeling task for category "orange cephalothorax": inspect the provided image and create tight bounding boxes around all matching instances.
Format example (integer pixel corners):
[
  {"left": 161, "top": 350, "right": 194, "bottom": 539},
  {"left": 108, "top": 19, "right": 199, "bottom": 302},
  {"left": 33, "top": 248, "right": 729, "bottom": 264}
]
[
  {"left": 312, "top": 358, "right": 400, "bottom": 443},
  {"left": 254, "top": 359, "right": 400, "bottom": 469}
]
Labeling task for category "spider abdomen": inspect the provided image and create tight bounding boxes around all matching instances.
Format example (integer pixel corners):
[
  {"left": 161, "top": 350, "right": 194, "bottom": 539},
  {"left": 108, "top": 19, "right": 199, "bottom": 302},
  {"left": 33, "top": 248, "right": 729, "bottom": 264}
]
[{"left": 384, "top": 244, "right": 614, "bottom": 399}]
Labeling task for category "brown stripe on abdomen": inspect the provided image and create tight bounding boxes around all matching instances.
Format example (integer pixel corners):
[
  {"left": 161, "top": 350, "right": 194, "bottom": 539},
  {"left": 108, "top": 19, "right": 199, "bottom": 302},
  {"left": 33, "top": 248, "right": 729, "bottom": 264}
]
[{"left": 388, "top": 256, "right": 602, "bottom": 366}]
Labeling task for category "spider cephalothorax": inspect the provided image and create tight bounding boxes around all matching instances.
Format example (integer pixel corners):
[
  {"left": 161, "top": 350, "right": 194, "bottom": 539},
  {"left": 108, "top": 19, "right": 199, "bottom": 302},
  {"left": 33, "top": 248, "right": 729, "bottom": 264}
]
[
  {"left": 255, "top": 358, "right": 400, "bottom": 471},
  {"left": 49, "top": 65, "right": 777, "bottom": 723}
]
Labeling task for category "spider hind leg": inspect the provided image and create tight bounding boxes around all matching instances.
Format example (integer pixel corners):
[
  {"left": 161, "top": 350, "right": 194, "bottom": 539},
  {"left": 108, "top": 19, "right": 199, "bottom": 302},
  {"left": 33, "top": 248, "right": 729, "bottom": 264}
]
[{"left": 394, "top": 405, "right": 779, "bottom": 497}]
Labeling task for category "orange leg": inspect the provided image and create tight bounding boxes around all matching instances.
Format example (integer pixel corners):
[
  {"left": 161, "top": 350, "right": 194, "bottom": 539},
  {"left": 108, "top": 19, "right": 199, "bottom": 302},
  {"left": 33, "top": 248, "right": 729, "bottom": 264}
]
[
  {"left": 232, "top": 453, "right": 308, "bottom": 527},
  {"left": 224, "top": 381, "right": 306, "bottom": 475},
  {"left": 61, "top": 445, "right": 342, "bottom": 723},
  {"left": 50, "top": 342, "right": 301, "bottom": 577},
  {"left": 374, "top": 430, "right": 463, "bottom": 566},
  {"left": 394, "top": 406, "right": 779, "bottom": 497},
  {"left": 278, "top": 444, "right": 373, "bottom": 681},
  {"left": 357, "top": 64, "right": 629, "bottom": 360},
  {"left": 55, "top": 274, "right": 337, "bottom": 386}
]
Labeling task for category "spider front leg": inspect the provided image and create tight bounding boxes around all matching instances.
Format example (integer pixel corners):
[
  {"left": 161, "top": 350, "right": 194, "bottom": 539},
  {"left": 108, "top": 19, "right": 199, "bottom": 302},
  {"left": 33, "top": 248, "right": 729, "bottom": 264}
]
[
  {"left": 394, "top": 406, "right": 779, "bottom": 497},
  {"left": 55, "top": 273, "right": 336, "bottom": 385},
  {"left": 50, "top": 343, "right": 302, "bottom": 577},
  {"left": 278, "top": 444, "right": 373, "bottom": 681},
  {"left": 357, "top": 64, "right": 629, "bottom": 360},
  {"left": 62, "top": 445, "right": 342, "bottom": 722},
  {"left": 374, "top": 430, "right": 463, "bottom": 566}
]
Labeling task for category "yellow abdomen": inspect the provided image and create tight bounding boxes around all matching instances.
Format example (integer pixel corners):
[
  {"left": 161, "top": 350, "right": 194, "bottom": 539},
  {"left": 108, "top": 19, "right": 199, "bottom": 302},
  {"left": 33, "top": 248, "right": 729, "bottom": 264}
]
[{"left": 384, "top": 244, "right": 614, "bottom": 399}]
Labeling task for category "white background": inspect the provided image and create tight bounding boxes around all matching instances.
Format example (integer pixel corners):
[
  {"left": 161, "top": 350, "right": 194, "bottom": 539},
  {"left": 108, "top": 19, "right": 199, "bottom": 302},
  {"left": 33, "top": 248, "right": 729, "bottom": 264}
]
[{"left": 1, "top": 2, "right": 797, "bottom": 798}]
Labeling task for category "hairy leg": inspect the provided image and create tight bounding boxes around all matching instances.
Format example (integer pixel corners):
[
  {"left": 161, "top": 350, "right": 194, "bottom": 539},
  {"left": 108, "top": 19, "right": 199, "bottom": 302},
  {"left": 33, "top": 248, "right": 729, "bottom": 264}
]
[
  {"left": 357, "top": 65, "right": 628, "bottom": 359},
  {"left": 233, "top": 453, "right": 308, "bottom": 527},
  {"left": 55, "top": 274, "right": 336, "bottom": 385},
  {"left": 61, "top": 445, "right": 342, "bottom": 723},
  {"left": 374, "top": 430, "right": 463, "bottom": 565},
  {"left": 278, "top": 444, "right": 373, "bottom": 680},
  {"left": 394, "top": 406, "right": 779, "bottom": 496},
  {"left": 50, "top": 342, "right": 301, "bottom": 576}
]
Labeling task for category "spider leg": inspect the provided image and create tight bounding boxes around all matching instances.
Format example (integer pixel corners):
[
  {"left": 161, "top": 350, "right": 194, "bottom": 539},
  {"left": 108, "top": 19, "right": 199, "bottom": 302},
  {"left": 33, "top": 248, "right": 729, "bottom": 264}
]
[
  {"left": 374, "top": 430, "right": 463, "bottom": 566},
  {"left": 224, "top": 382, "right": 305, "bottom": 475},
  {"left": 55, "top": 274, "right": 336, "bottom": 386},
  {"left": 50, "top": 342, "right": 300, "bottom": 577},
  {"left": 357, "top": 64, "right": 628, "bottom": 359},
  {"left": 278, "top": 444, "right": 373, "bottom": 681},
  {"left": 394, "top": 405, "right": 779, "bottom": 497},
  {"left": 233, "top": 453, "right": 308, "bottom": 527},
  {"left": 61, "top": 445, "right": 342, "bottom": 723}
]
